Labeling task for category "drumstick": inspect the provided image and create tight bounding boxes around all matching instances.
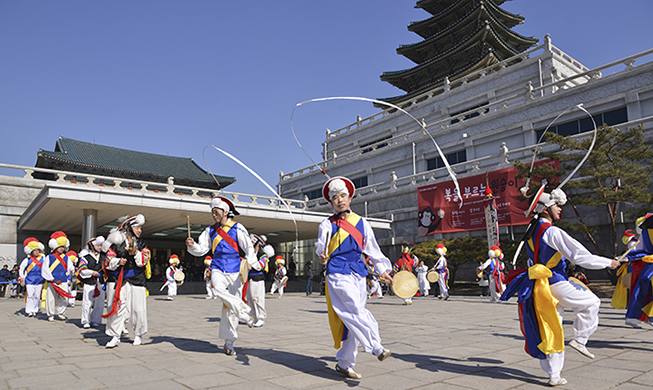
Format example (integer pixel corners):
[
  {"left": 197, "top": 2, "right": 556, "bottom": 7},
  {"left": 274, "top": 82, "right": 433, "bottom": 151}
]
[
  {"left": 617, "top": 240, "right": 639, "bottom": 263},
  {"left": 186, "top": 215, "right": 191, "bottom": 239},
  {"left": 321, "top": 230, "right": 331, "bottom": 264}
]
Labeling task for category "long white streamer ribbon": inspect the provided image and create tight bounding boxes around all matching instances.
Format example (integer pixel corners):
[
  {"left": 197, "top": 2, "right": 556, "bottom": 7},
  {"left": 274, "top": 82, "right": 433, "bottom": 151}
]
[
  {"left": 202, "top": 145, "right": 299, "bottom": 253},
  {"left": 291, "top": 96, "right": 463, "bottom": 208}
]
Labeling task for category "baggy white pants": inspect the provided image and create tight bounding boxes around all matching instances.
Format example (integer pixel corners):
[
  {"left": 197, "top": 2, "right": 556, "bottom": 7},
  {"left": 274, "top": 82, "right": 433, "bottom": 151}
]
[
  {"left": 105, "top": 283, "right": 147, "bottom": 338},
  {"left": 211, "top": 270, "right": 251, "bottom": 343},
  {"left": 438, "top": 275, "right": 449, "bottom": 297},
  {"left": 167, "top": 281, "right": 177, "bottom": 299},
  {"left": 81, "top": 283, "right": 105, "bottom": 325},
  {"left": 246, "top": 280, "right": 266, "bottom": 321},
  {"left": 368, "top": 279, "right": 383, "bottom": 297},
  {"left": 328, "top": 273, "right": 384, "bottom": 369},
  {"left": 206, "top": 280, "right": 216, "bottom": 298},
  {"left": 270, "top": 280, "right": 284, "bottom": 297},
  {"left": 488, "top": 275, "right": 501, "bottom": 301},
  {"left": 540, "top": 279, "right": 601, "bottom": 378},
  {"left": 25, "top": 284, "right": 43, "bottom": 315},
  {"left": 45, "top": 282, "right": 69, "bottom": 317}
]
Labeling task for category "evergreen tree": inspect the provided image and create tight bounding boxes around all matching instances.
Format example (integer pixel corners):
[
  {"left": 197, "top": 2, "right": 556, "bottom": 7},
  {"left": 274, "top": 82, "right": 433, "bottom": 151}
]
[{"left": 412, "top": 236, "right": 487, "bottom": 284}]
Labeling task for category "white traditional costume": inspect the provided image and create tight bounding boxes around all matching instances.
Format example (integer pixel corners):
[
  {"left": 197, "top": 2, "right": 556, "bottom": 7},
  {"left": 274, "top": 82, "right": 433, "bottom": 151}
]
[
  {"left": 479, "top": 246, "right": 505, "bottom": 302},
  {"left": 416, "top": 262, "right": 429, "bottom": 297},
  {"left": 203, "top": 256, "right": 216, "bottom": 299},
  {"left": 162, "top": 255, "right": 180, "bottom": 300},
  {"left": 41, "top": 232, "right": 75, "bottom": 321},
  {"left": 19, "top": 238, "right": 46, "bottom": 317},
  {"left": 268, "top": 257, "right": 287, "bottom": 298},
  {"left": 78, "top": 236, "right": 106, "bottom": 328},
  {"left": 246, "top": 234, "right": 272, "bottom": 327}
]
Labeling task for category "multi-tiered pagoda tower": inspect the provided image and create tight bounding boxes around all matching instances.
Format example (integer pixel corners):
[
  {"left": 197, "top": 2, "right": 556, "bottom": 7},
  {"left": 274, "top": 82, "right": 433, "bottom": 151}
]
[{"left": 380, "top": 0, "right": 537, "bottom": 105}]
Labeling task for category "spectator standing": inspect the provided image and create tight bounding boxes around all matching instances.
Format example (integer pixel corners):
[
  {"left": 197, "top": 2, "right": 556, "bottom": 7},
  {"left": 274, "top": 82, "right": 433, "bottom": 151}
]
[{"left": 305, "top": 261, "right": 313, "bottom": 296}]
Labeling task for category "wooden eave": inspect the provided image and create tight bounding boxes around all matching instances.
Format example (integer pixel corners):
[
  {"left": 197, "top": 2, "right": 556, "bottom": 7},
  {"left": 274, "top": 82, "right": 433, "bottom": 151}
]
[
  {"left": 409, "top": 0, "right": 524, "bottom": 39},
  {"left": 398, "top": 4, "right": 537, "bottom": 64},
  {"left": 415, "top": 0, "right": 507, "bottom": 15}
]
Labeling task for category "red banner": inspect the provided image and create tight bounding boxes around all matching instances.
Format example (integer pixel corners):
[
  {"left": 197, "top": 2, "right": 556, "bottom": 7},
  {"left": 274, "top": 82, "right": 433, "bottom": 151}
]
[{"left": 417, "top": 161, "right": 558, "bottom": 235}]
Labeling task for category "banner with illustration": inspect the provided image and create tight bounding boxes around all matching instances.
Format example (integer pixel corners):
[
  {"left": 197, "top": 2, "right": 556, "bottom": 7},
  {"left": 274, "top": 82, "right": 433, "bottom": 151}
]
[{"left": 417, "top": 160, "right": 558, "bottom": 235}]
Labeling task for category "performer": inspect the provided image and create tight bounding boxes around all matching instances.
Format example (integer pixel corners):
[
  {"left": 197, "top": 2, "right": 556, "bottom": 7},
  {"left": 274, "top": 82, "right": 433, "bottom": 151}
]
[
  {"left": 102, "top": 214, "right": 151, "bottom": 348},
  {"left": 19, "top": 237, "right": 46, "bottom": 317},
  {"left": 185, "top": 197, "right": 256, "bottom": 356},
  {"left": 365, "top": 258, "right": 383, "bottom": 299},
  {"left": 162, "top": 255, "right": 181, "bottom": 300},
  {"left": 78, "top": 236, "right": 106, "bottom": 328},
  {"left": 416, "top": 260, "right": 429, "bottom": 297},
  {"left": 478, "top": 245, "right": 505, "bottom": 302},
  {"left": 268, "top": 256, "right": 287, "bottom": 298},
  {"left": 246, "top": 234, "right": 273, "bottom": 327},
  {"left": 66, "top": 250, "right": 79, "bottom": 307},
  {"left": 317, "top": 176, "right": 393, "bottom": 380},
  {"left": 500, "top": 186, "right": 619, "bottom": 386},
  {"left": 41, "top": 231, "right": 75, "bottom": 322},
  {"left": 431, "top": 243, "right": 449, "bottom": 300},
  {"left": 616, "top": 215, "right": 653, "bottom": 328},
  {"left": 203, "top": 256, "right": 216, "bottom": 299}
]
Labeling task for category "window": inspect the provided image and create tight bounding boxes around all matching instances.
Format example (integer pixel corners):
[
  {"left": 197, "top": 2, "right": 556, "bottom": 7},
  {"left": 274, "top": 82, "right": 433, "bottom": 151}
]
[
  {"left": 360, "top": 135, "right": 392, "bottom": 154},
  {"left": 450, "top": 102, "right": 489, "bottom": 125},
  {"left": 352, "top": 176, "right": 368, "bottom": 189},
  {"left": 536, "top": 107, "right": 627, "bottom": 141},
  {"left": 427, "top": 150, "right": 467, "bottom": 171}
]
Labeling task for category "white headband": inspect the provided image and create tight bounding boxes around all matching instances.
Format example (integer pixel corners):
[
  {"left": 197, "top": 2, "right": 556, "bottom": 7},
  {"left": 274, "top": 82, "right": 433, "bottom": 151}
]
[
  {"left": 210, "top": 198, "right": 229, "bottom": 212},
  {"left": 328, "top": 178, "right": 349, "bottom": 201}
]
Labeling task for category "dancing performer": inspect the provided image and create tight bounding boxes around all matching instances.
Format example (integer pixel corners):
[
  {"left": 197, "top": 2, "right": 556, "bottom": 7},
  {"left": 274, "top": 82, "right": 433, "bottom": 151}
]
[
  {"left": 395, "top": 247, "right": 416, "bottom": 304},
  {"left": 246, "top": 234, "right": 273, "bottom": 327},
  {"left": 416, "top": 260, "right": 429, "bottom": 297},
  {"left": 102, "top": 214, "right": 151, "bottom": 348},
  {"left": 185, "top": 197, "right": 256, "bottom": 356},
  {"left": 479, "top": 245, "right": 505, "bottom": 302},
  {"left": 365, "top": 259, "right": 383, "bottom": 299},
  {"left": 268, "top": 256, "right": 287, "bottom": 298},
  {"left": 19, "top": 238, "right": 46, "bottom": 317},
  {"left": 432, "top": 243, "right": 449, "bottom": 300},
  {"left": 78, "top": 236, "right": 106, "bottom": 328},
  {"left": 41, "top": 231, "right": 75, "bottom": 322},
  {"left": 317, "top": 176, "right": 393, "bottom": 380},
  {"left": 162, "top": 255, "right": 181, "bottom": 300},
  {"left": 66, "top": 250, "right": 78, "bottom": 307},
  {"left": 500, "top": 186, "right": 619, "bottom": 386},
  {"left": 204, "top": 256, "right": 216, "bottom": 299},
  {"left": 614, "top": 215, "right": 653, "bottom": 328}
]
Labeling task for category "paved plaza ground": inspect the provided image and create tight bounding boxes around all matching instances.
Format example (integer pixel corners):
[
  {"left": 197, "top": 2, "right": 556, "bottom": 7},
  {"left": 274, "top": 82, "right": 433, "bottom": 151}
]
[{"left": 1, "top": 289, "right": 652, "bottom": 390}]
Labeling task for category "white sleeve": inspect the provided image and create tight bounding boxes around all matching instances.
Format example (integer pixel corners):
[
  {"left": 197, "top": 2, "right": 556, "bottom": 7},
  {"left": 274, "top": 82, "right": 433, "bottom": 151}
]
[
  {"left": 361, "top": 218, "right": 392, "bottom": 275},
  {"left": 236, "top": 223, "right": 257, "bottom": 267},
  {"left": 78, "top": 258, "right": 95, "bottom": 279},
  {"left": 479, "top": 259, "right": 492, "bottom": 270},
  {"left": 41, "top": 255, "right": 54, "bottom": 281},
  {"left": 187, "top": 227, "right": 212, "bottom": 257},
  {"left": 315, "top": 219, "right": 333, "bottom": 256},
  {"left": 19, "top": 258, "right": 28, "bottom": 279},
  {"left": 543, "top": 226, "right": 613, "bottom": 270}
]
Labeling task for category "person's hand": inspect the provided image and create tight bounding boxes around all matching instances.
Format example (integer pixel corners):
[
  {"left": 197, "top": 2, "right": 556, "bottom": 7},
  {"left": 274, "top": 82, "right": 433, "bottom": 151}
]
[
  {"left": 185, "top": 237, "right": 195, "bottom": 247},
  {"left": 319, "top": 252, "right": 328, "bottom": 265},
  {"left": 92, "top": 271, "right": 99, "bottom": 276},
  {"left": 380, "top": 271, "right": 393, "bottom": 285},
  {"left": 119, "top": 258, "right": 127, "bottom": 266},
  {"left": 610, "top": 259, "right": 620, "bottom": 269}
]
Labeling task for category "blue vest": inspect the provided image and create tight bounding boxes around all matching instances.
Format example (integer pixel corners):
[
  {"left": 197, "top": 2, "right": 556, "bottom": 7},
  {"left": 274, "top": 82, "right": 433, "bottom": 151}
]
[
  {"left": 210, "top": 223, "right": 241, "bottom": 273},
  {"left": 25, "top": 256, "right": 45, "bottom": 285},
  {"left": 325, "top": 214, "right": 368, "bottom": 276},
  {"left": 48, "top": 254, "right": 70, "bottom": 283},
  {"left": 526, "top": 220, "right": 567, "bottom": 285}
]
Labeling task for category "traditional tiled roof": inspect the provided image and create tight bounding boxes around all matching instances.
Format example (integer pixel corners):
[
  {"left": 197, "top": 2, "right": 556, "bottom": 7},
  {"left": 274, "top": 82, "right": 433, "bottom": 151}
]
[
  {"left": 379, "top": 0, "right": 537, "bottom": 105},
  {"left": 35, "top": 137, "right": 235, "bottom": 190}
]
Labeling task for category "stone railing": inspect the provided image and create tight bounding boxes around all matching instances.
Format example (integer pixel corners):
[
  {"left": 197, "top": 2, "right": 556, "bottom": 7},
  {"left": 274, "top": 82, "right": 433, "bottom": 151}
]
[
  {"left": 0, "top": 163, "right": 307, "bottom": 210},
  {"left": 281, "top": 42, "right": 653, "bottom": 182},
  {"left": 303, "top": 115, "right": 653, "bottom": 208}
]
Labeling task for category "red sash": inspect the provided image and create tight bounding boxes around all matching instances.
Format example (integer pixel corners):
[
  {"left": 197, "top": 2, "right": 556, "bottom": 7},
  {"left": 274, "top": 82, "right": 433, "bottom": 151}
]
[
  {"left": 217, "top": 226, "right": 239, "bottom": 253},
  {"left": 53, "top": 253, "right": 68, "bottom": 272},
  {"left": 332, "top": 216, "right": 363, "bottom": 250},
  {"left": 102, "top": 269, "right": 124, "bottom": 319},
  {"left": 532, "top": 222, "right": 552, "bottom": 265},
  {"left": 51, "top": 282, "right": 75, "bottom": 298}
]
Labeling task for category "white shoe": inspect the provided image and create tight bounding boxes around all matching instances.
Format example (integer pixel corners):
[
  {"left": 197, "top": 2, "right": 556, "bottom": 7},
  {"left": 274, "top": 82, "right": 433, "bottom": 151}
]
[
  {"left": 569, "top": 339, "right": 594, "bottom": 359},
  {"left": 625, "top": 318, "right": 643, "bottom": 329},
  {"left": 247, "top": 316, "right": 254, "bottom": 328},
  {"left": 48, "top": 316, "right": 54, "bottom": 322},
  {"left": 27, "top": 313, "right": 35, "bottom": 318},
  {"left": 83, "top": 323, "right": 91, "bottom": 329},
  {"left": 223, "top": 341, "right": 236, "bottom": 356},
  {"left": 122, "top": 328, "right": 129, "bottom": 335},
  {"left": 377, "top": 348, "right": 391, "bottom": 361},
  {"left": 205, "top": 296, "right": 212, "bottom": 300},
  {"left": 253, "top": 320, "right": 265, "bottom": 328},
  {"left": 133, "top": 336, "right": 142, "bottom": 346},
  {"left": 335, "top": 364, "right": 361, "bottom": 379},
  {"left": 105, "top": 336, "right": 120, "bottom": 348},
  {"left": 548, "top": 377, "right": 567, "bottom": 386},
  {"left": 57, "top": 315, "right": 67, "bottom": 321},
  {"left": 166, "top": 297, "right": 174, "bottom": 300}
]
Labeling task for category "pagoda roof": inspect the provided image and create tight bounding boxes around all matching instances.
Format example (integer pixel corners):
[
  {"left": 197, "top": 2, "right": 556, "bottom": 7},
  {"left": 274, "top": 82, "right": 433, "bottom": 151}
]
[
  {"left": 397, "top": 2, "right": 536, "bottom": 64},
  {"left": 35, "top": 137, "right": 235, "bottom": 190},
  {"left": 415, "top": 0, "right": 507, "bottom": 15},
  {"left": 409, "top": 0, "right": 524, "bottom": 39},
  {"left": 381, "top": 22, "right": 522, "bottom": 92}
]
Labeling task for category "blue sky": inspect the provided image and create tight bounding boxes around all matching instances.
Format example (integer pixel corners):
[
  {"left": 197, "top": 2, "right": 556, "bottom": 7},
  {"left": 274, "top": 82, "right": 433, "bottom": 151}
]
[{"left": 1, "top": 1, "right": 651, "bottom": 196}]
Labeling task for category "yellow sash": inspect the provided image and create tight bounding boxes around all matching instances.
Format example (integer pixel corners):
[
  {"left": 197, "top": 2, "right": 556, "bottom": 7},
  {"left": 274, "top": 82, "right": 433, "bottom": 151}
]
[
  {"left": 327, "top": 213, "right": 362, "bottom": 256},
  {"left": 49, "top": 259, "right": 61, "bottom": 272},
  {"left": 211, "top": 220, "right": 236, "bottom": 253},
  {"left": 611, "top": 263, "right": 629, "bottom": 310},
  {"left": 641, "top": 256, "right": 653, "bottom": 316},
  {"left": 529, "top": 264, "right": 565, "bottom": 355}
]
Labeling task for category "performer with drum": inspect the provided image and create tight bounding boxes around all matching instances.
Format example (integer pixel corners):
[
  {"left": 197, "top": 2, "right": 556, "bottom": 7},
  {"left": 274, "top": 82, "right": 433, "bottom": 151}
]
[
  {"left": 500, "top": 185, "right": 619, "bottom": 386},
  {"left": 102, "top": 214, "right": 151, "bottom": 348},
  {"left": 41, "top": 231, "right": 75, "bottom": 322},
  {"left": 395, "top": 247, "right": 416, "bottom": 305},
  {"left": 162, "top": 255, "right": 181, "bottom": 300},
  {"left": 268, "top": 256, "right": 287, "bottom": 298},
  {"left": 185, "top": 196, "right": 256, "bottom": 356},
  {"left": 317, "top": 176, "right": 393, "bottom": 380},
  {"left": 431, "top": 243, "right": 449, "bottom": 300},
  {"left": 203, "top": 256, "right": 216, "bottom": 299},
  {"left": 77, "top": 236, "right": 106, "bottom": 328},
  {"left": 19, "top": 238, "right": 46, "bottom": 318}
]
